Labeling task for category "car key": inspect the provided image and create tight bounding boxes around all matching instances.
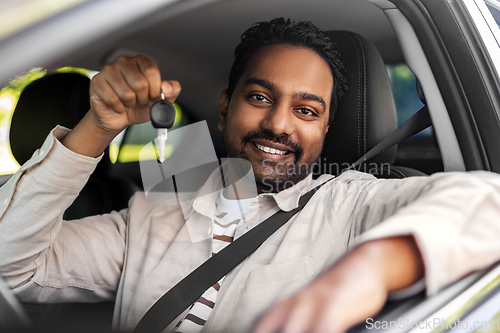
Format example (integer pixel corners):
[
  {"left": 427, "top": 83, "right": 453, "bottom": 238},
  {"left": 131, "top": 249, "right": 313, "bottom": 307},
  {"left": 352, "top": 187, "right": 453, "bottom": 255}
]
[{"left": 150, "top": 92, "right": 176, "bottom": 163}]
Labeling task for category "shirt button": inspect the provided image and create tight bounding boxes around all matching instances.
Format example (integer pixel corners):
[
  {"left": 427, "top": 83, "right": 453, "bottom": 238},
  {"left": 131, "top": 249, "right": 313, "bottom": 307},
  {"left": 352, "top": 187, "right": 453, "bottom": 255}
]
[
  {"left": 3, "top": 198, "right": 8, "bottom": 205},
  {"left": 39, "top": 148, "right": 45, "bottom": 156}
]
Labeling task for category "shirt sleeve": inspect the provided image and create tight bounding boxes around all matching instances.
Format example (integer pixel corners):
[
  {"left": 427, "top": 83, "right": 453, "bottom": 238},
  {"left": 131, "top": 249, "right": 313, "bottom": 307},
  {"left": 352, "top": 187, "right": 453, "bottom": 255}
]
[
  {"left": 346, "top": 171, "right": 500, "bottom": 295},
  {"left": 0, "top": 126, "right": 128, "bottom": 303}
]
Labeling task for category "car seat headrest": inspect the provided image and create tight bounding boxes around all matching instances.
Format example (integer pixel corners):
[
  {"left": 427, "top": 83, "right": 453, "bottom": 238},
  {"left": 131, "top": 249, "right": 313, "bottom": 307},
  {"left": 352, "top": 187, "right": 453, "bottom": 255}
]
[
  {"left": 10, "top": 72, "right": 92, "bottom": 166},
  {"left": 321, "top": 31, "right": 398, "bottom": 174}
]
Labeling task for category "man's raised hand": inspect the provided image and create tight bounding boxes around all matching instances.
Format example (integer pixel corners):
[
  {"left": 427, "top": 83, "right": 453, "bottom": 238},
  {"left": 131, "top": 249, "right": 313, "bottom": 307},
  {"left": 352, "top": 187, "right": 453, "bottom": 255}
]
[
  {"left": 61, "top": 55, "right": 181, "bottom": 157},
  {"left": 89, "top": 55, "right": 180, "bottom": 133}
]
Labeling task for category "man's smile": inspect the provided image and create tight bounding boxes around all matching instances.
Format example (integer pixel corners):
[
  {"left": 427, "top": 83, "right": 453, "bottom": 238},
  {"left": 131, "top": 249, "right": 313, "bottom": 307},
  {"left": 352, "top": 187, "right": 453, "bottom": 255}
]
[
  {"left": 249, "top": 140, "right": 295, "bottom": 163},
  {"left": 252, "top": 139, "right": 293, "bottom": 154},
  {"left": 254, "top": 142, "right": 288, "bottom": 155}
]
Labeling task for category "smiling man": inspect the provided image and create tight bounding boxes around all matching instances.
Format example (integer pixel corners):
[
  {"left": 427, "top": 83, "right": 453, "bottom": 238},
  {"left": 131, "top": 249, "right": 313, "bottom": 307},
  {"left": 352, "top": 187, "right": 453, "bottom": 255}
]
[
  {"left": 1, "top": 18, "right": 500, "bottom": 333},
  {"left": 219, "top": 44, "right": 333, "bottom": 193}
]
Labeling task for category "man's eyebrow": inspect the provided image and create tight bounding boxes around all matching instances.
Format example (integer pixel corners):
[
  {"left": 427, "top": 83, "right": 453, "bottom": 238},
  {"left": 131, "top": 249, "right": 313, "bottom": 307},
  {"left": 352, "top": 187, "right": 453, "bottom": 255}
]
[
  {"left": 243, "top": 78, "right": 279, "bottom": 92},
  {"left": 294, "top": 92, "right": 327, "bottom": 113},
  {"left": 243, "top": 78, "right": 327, "bottom": 113}
]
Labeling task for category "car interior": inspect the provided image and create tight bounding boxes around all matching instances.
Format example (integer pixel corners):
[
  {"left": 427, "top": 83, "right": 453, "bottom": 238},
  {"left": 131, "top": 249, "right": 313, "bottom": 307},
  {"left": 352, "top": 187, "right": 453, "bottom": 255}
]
[
  {"left": 5, "top": 10, "right": 435, "bottom": 333},
  {"left": 2, "top": 0, "right": 500, "bottom": 331}
]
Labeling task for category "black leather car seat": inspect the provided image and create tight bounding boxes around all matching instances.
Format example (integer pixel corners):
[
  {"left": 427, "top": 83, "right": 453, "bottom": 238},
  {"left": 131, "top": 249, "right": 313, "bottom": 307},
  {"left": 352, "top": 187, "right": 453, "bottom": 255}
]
[
  {"left": 322, "top": 31, "right": 427, "bottom": 178},
  {"left": 10, "top": 72, "right": 140, "bottom": 218}
]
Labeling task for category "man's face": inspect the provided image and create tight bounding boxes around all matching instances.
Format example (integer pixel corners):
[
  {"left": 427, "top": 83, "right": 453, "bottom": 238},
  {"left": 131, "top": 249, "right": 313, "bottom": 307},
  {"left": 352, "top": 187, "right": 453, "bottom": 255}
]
[{"left": 218, "top": 44, "right": 333, "bottom": 193}]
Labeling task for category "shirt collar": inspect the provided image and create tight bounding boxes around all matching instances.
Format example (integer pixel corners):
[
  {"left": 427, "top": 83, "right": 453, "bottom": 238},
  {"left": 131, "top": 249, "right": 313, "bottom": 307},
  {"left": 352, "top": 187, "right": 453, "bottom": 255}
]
[
  {"left": 183, "top": 165, "right": 325, "bottom": 220},
  {"left": 259, "top": 173, "right": 317, "bottom": 212},
  {"left": 180, "top": 166, "right": 223, "bottom": 221}
]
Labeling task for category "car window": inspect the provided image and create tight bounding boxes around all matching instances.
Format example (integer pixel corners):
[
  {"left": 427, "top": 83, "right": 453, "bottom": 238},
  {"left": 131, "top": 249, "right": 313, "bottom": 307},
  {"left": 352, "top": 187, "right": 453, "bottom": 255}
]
[
  {"left": 485, "top": 0, "right": 500, "bottom": 28},
  {"left": 386, "top": 64, "right": 429, "bottom": 136},
  {"left": 0, "top": 68, "right": 46, "bottom": 175}
]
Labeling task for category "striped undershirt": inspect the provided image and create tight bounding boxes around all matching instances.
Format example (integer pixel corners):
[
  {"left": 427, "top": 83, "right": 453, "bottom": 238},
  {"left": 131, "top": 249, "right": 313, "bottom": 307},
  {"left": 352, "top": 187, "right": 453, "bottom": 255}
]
[{"left": 172, "top": 188, "right": 254, "bottom": 333}]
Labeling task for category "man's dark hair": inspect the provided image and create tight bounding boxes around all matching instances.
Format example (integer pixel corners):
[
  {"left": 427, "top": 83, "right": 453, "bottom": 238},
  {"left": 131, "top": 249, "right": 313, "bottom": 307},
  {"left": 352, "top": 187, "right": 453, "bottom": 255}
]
[{"left": 226, "top": 17, "right": 348, "bottom": 123}]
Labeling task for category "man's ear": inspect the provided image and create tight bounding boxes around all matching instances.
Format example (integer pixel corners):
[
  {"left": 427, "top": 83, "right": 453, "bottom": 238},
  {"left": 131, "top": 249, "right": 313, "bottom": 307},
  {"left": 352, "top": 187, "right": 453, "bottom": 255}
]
[{"left": 218, "top": 89, "right": 229, "bottom": 132}]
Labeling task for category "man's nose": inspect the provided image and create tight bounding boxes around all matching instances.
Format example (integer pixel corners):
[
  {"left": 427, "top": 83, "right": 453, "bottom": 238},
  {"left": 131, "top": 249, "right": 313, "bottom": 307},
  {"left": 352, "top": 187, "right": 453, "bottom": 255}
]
[{"left": 260, "top": 102, "right": 295, "bottom": 136}]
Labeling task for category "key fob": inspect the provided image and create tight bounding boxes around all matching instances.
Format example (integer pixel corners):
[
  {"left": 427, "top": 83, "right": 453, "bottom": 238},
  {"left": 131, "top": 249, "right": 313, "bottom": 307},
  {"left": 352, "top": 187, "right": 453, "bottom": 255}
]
[{"left": 150, "top": 100, "right": 176, "bottom": 129}]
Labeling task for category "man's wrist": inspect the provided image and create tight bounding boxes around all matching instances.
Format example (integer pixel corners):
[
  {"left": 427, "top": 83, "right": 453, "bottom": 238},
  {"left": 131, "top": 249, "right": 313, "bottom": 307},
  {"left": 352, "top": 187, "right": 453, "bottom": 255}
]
[
  {"left": 353, "top": 236, "right": 425, "bottom": 293},
  {"left": 61, "top": 111, "right": 122, "bottom": 157}
]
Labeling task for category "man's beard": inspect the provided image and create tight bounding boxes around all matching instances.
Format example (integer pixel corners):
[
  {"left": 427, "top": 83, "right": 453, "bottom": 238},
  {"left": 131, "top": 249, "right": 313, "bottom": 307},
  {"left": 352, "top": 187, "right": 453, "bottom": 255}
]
[{"left": 224, "top": 126, "right": 320, "bottom": 193}]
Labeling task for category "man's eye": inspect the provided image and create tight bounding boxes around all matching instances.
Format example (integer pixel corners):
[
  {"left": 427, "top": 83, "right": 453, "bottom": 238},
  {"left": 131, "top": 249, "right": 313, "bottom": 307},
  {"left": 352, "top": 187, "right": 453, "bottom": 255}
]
[
  {"left": 297, "top": 108, "right": 316, "bottom": 116},
  {"left": 251, "top": 94, "right": 267, "bottom": 102}
]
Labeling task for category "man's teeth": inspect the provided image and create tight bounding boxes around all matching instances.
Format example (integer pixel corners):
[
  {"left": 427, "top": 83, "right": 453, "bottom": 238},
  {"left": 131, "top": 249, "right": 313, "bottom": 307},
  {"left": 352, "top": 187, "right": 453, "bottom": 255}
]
[{"left": 255, "top": 143, "right": 288, "bottom": 155}]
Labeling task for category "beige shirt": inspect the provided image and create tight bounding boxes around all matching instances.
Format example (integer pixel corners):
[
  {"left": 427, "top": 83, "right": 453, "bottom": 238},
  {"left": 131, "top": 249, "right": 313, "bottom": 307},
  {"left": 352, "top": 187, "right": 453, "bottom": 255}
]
[{"left": 1, "top": 126, "right": 500, "bottom": 332}]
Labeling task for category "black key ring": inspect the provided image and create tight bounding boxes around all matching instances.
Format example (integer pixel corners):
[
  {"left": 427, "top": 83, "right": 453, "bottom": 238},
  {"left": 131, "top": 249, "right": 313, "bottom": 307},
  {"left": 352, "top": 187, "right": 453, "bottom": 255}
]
[{"left": 150, "top": 93, "right": 176, "bottom": 129}]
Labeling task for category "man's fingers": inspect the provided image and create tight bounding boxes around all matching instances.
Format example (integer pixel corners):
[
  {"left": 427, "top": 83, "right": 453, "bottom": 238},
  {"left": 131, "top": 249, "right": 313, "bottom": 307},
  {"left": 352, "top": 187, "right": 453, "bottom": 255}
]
[
  {"left": 89, "top": 54, "right": 179, "bottom": 132},
  {"left": 97, "top": 56, "right": 179, "bottom": 109},
  {"left": 161, "top": 80, "right": 181, "bottom": 103},
  {"left": 136, "top": 54, "right": 162, "bottom": 100},
  {"left": 100, "top": 61, "right": 139, "bottom": 108},
  {"left": 314, "top": 300, "right": 347, "bottom": 333},
  {"left": 99, "top": 55, "right": 164, "bottom": 109},
  {"left": 254, "top": 300, "right": 291, "bottom": 333},
  {"left": 90, "top": 72, "right": 127, "bottom": 114},
  {"left": 281, "top": 297, "right": 320, "bottom": 333},
  {"left": 119, "top": 58, "right": 151, "bottom": 105},
  {"left": 135, "top": 55, "right": 181, "bottom": 103},
  {"left": 255, "top": 294, "right": 332, "bottom": 333}
]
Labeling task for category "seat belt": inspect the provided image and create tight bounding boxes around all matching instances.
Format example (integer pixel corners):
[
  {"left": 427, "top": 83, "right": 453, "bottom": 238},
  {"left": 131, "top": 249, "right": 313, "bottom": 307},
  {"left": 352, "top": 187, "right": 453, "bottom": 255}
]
[
  {"left": 348, "top": 105, "right": 432, "bottom": 170},
  {"left": 133, "top": 105, "right": 431, "bottom": 333},
  {"left": 132, "top": 178, "right": 333, "bottom": 333}
]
